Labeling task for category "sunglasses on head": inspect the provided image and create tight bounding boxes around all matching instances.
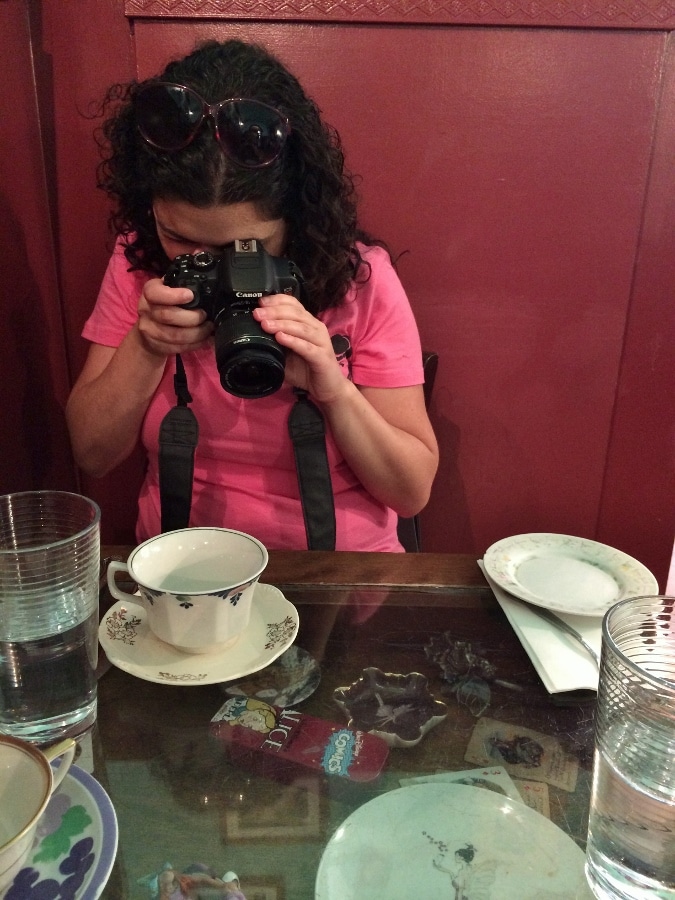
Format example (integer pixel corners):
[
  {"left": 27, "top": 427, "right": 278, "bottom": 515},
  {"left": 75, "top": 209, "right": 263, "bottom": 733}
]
[{"left": 134, "top": 82, "right": 290, "bottom": 168}]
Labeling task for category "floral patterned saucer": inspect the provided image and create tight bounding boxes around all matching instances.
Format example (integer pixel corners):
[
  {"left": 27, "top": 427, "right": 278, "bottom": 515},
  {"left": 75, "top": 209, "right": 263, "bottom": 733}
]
[{"left": 99, "top": 583, "right": 299, "bottom": 685}]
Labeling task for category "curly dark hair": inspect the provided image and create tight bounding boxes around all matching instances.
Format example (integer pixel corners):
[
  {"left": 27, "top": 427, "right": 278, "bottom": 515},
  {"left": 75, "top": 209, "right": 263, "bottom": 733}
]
[{"left": 95, "top": 39, "right": 382, "bottom": 313}]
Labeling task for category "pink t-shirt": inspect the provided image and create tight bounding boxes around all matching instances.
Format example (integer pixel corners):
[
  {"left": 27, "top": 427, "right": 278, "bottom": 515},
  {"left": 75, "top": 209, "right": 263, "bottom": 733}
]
[{"left": 83, "top": 239, "right": 424, "bottom": 551}]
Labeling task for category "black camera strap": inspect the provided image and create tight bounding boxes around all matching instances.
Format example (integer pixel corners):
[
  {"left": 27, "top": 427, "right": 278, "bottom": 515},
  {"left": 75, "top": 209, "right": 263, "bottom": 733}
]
[
  {"left": 158, "top": 354, "right": 199, "bottom": 533},
  {"left": 288, "top": 389, "right": 336, "bottom": 550},
  {"left": 158, "top": 357, "right": 336, "bottom": 549}
]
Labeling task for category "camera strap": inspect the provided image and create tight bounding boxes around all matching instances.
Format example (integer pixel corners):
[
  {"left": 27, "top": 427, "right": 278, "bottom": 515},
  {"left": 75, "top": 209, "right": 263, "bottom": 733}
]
[
  {"left": 288, "top": 389, "right": 336, "bottom": 550},
  {"left": 158, "top": 354, "right": 199, "bottom": 533},
  {"left": 157, "top": 358, "right": 337, "bottom": 549}
]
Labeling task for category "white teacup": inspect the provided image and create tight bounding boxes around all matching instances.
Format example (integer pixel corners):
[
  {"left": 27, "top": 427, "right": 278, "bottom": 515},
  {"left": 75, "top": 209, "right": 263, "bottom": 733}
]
[
  {"left": 106, "top": 528, "right": 268, "bottom": 654},
  {"left": 0, "top": 735, "right": 76, "bottom": 895}
]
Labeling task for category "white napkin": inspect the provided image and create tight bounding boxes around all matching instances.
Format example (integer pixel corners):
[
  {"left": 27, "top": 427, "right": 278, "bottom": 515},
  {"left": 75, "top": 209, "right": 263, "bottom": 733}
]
[{"left": 478, "top": 560, "right": 601, "bottom": 695}]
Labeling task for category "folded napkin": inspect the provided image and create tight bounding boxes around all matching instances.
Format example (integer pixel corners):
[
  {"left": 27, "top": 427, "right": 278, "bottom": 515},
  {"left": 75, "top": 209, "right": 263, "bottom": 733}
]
[{"left": 478, "top": 560, "right": 601, "bottom": 695}]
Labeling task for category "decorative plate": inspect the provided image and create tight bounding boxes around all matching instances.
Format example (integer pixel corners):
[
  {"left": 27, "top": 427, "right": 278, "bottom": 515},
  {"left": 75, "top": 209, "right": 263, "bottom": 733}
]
[
  {"left": 221, "top": 645, "right": 320, "bottom": 706},
  {"left": 99, "top": 583, "right": 298, "bottom": 685},
  {"left": 483, "top": 533, "right": 658, "bottom": 616},
  {"left": 6, "top": 765, "right": 117, "bottom": 900},
  {"left": 315, "top": 783, "right": 593, "bottom": 899},
  {"left": 333, "top": 668, "right": 448, "bottom": 748}
]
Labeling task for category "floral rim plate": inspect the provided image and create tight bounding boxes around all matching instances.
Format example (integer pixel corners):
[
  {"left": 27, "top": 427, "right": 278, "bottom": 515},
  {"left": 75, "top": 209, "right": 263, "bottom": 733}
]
[
  {"left": 99, "top": 583, "right": 299, "bottom": 685},
  {"left": 221, "top": 645, "right": 320, "bottom": 706},
  {"left": 7, "top": 764, "right": 118, "bottom": 900},
  {"left": 315, "top": 783, "right": 593, "bottom": 899},
  {"left": 483, "top": 533, "right": 658, "bottom": 616}
]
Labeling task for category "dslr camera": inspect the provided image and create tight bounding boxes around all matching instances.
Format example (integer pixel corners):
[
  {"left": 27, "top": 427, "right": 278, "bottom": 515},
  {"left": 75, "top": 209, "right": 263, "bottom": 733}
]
[{"left": 164, "top": 239, "right": 305, "bottom": 398}]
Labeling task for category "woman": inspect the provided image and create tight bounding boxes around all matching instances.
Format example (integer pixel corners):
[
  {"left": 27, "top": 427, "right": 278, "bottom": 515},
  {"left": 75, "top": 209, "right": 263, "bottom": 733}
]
[
  {"left": 67, "top": 39, "right": 438, "bottom": 551},
  {"left": 433, "top": 844, "right": 478, "bottom": 899}
]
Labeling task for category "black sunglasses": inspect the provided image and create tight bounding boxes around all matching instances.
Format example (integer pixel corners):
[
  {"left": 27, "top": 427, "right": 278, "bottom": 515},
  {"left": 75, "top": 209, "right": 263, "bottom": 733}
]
[{"left": 134, "top": 82, "right": 290, "bottom": 168}]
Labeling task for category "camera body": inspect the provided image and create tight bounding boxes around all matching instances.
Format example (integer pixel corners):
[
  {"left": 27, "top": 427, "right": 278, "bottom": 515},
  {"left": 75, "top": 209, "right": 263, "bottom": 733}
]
[{"left": 164, "top": 239, "right": 305, "bottom": 398}]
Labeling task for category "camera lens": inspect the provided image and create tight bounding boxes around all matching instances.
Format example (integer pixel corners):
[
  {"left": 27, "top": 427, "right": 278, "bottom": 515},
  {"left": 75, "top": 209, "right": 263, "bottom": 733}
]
[
  {"left": 214, "top": 319, "right": 285, "bottom": 398},
  {"left": 221, "top": 348, "right": 285, "bottom": 398}
]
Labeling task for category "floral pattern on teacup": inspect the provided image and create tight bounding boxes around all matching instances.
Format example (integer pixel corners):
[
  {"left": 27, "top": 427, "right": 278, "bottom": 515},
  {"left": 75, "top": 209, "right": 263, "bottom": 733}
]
[
  {"left": 139, "top": 580, "right": 256, "bottom": 608},
  {"left": 225, "top": 579, "right": 255, "bottom": 606},
  {"left": 140, "top": 587, "right": 162, "bottom": 606}
]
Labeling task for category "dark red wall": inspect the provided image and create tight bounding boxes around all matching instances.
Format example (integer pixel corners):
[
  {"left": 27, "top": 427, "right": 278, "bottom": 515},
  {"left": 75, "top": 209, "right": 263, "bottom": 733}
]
[
  {"left": 5, "top": 0, "right": 674, "bottom": 585},
  {"left": 0, "top": 0, "right": 76, "bottom": 495}
]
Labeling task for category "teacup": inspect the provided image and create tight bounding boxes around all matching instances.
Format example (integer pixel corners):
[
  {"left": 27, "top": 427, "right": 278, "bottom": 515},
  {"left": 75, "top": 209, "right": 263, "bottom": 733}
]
[
  {"left": 0, "top": 736, "right": 76, "bottom": 895},
  {"left": 106, "top": 528, "right": 268, "bottom": 654}
]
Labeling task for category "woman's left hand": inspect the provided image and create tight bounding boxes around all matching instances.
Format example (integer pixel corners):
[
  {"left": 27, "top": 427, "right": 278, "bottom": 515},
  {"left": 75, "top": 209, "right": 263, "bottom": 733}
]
[
  {"left": 253, "top": 294, "right": 347, "bottom": 402},
  {"left": 254, "top": 293, "right": 439, "bottom": 519}
]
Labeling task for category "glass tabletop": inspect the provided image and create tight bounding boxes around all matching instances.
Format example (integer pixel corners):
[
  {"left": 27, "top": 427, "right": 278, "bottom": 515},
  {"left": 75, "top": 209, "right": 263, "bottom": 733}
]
[{"left": 93, "top": 551, "right": 595, "bottom": 899}]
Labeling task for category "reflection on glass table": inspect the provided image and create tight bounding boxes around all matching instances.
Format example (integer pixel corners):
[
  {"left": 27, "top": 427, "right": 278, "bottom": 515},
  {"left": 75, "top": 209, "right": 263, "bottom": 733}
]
[{"left": 94, "top": 551, "right": 595, "bottom": 900}]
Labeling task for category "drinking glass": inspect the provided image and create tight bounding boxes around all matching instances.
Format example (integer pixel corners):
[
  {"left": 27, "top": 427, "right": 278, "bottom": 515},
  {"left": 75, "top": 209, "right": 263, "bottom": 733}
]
[
  {"left": 0, "top": 491, "right": 101, "bottom": 744},
  {"left": 586, "top": 594, "right": 675, "bottom": 899}
]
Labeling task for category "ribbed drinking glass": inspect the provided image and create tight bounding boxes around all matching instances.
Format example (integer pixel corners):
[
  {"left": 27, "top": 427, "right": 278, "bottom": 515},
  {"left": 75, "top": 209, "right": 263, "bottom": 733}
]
[{"left": 0, "top": 491, "right": 100, "bottom": 744}]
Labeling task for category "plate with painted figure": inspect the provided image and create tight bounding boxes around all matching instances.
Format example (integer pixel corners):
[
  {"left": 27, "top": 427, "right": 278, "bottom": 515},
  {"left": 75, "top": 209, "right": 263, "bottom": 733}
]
[{"left": 315, "top": 783, "right": 593, "bottom": 899}]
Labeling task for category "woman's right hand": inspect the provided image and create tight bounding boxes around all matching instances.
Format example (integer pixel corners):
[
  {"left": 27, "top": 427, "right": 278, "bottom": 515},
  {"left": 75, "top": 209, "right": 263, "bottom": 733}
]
[{"left": 137, "top": 277, "right": 214, "bottom": 357}]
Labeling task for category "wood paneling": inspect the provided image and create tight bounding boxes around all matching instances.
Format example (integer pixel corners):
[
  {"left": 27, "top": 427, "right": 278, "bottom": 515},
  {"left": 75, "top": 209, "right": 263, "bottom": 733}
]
[
  {"left": 0, "top": 0, "right": 76, "bottom": 494},
  {"left": 124, "top": 0, "right": 675, "bottom": 30},
  {"left": 597, "top": 33, "right": 675, "bottom": 571},
  {"left": 130, "top": 20, "right": 675, "bottom": 582},
  {"left": 10, "top": 0, "right": 674, "bottom": 584},
  {"left": 42, "top": 0, "right": 143, "bottom": 540}
]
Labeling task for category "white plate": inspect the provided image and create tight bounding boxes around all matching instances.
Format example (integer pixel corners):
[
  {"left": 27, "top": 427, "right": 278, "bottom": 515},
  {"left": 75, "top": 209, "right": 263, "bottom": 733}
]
[
  {"left": 7, "top": 764, "right": 118, "bottom": 900},
  {"left": 221, "top": 645, "right": 320, "bottom": 706},
  {"left": 99, "top": 582, "right": 299, "bottom": 685},
  {"left": 483, "top": 533, "right": 658, "bottom": 616},
  {"left": 315, "top": 783, "right": 593, "bottom": 899}
]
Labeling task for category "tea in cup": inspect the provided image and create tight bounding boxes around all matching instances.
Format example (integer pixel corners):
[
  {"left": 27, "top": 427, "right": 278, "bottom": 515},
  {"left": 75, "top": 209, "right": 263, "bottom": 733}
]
[
  {"left": 107, "top": 528, "right": 268, "bottom": 654},
  {"left": 0, "top": 735, "right": 76, "bottom": 895}
]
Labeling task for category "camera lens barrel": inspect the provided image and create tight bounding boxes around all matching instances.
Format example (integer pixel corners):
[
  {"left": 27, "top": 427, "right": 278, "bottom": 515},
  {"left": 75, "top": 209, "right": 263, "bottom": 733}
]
[{"left": 214, "top": 316, "right": 285, "bottom": 398}]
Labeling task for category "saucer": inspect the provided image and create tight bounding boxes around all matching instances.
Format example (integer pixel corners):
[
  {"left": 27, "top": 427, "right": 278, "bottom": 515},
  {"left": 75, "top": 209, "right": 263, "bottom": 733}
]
[
  {"left": 220, "top": 645, "right": 320, "bottom": 705},
  {"left": 99, "top": 583, "right": 299, "bottom": 685},
  {"left": 484, "top": 533, "right": 658, "bottom": 616},
  {"left": 315, "top": 783, "right": 593, "bottom": 899},
  {"left": 7, "top": 764, "right": 118, "bottom": 900}
]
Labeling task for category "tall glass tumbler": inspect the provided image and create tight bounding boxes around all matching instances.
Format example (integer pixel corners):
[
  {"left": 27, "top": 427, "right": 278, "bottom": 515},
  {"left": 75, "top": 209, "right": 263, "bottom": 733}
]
[
  {"left": 586, "top": 594, "right": 675, "bottom": 899},
  {"left": 0, "top": 491, "right": 100, "bottom": 744}
]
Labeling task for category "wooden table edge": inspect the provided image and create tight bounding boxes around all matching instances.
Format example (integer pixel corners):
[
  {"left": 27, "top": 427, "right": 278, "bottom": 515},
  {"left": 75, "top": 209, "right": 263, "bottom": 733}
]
[{"left": 102, "top": 547, "right": 488, "bottom": 591}]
